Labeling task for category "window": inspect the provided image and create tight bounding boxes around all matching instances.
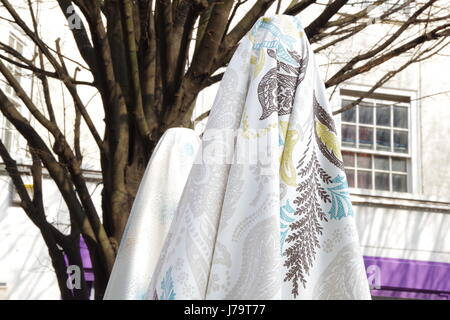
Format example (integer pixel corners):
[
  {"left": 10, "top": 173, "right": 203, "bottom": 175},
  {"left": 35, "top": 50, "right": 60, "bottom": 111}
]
[
  {"left": 1, "top": 33, "right": 25, "bottom": 154},
  {"left": 1, "top": 101, "right": 19, "bottom": 153},
  {"left": 3, "top": 116, "right": 14, "bottom": 152},
  {"left": 340, "top": 97, "right": 410, "bottom": 193},
  {"left": 4, "top": 33, "right": 24, "bottom": 96}
]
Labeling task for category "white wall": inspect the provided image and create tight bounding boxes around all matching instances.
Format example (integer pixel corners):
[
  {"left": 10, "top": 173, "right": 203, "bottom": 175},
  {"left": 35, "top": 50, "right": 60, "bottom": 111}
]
[
  {"left": 352, "top": 195, "right": 450, "bottom": 263},
  {"left": 0, "top": 171, "right": 103, "bottom": 299}
]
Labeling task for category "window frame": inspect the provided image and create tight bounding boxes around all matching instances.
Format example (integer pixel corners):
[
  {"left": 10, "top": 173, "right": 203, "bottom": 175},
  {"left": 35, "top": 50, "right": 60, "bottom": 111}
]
[
  {"left": 1, "top": 31, "right": 27, "bottom": 156},
  {"left": 341, "top": 100, "right": 411, "bottom": 156},
  {"left": 342, "top": 151, "right": 409, "bottom": 192},
  {"left": 336, "top": 85, "right": 421, "bottom": 195},
  {"left": 4, "top": 32, "right": 25, "bottom": 98}
]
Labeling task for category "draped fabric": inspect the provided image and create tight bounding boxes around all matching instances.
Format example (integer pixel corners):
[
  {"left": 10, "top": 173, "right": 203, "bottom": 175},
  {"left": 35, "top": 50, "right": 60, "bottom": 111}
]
[
  {"left": 104, "top": 128, "right": 201, "bottom": 300},
  {"left": 146, "top": 15, "right": 371, "bottom": 300}
]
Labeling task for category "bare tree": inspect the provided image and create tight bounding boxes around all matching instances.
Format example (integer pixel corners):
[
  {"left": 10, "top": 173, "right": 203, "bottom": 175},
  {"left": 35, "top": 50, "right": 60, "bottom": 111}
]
[{"left": 0, "top": 0, "right": 448, "bottom": 299}]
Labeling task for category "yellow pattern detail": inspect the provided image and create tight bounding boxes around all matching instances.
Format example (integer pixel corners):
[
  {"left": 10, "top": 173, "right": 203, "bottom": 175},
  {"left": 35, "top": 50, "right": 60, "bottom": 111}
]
[
  {"left": 315, "top": 121, "right": 343, "bottom": 161},
  {"left": 253, "top": 48, "right": 266, "bottom": 78},
  {"left": 248, "top": 30, "right": 255, "bottom": 44},
  {"left": 280, "top": 121, "right": 300, "bottom": 186},
  {"left": 242, "top": 110, "right": 277, "bottom": 139},
  {"left": 279, "top": 18, "right": 305, "bottom": 39},
  {"left": 280, "top": 19, "right": 297, "bottom": 38}
]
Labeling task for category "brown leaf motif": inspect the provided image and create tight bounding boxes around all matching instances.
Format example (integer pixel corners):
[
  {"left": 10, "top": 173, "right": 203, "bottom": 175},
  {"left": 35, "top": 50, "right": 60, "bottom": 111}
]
[{"left": 257, "top": 47, "right": 308, "bottom": 120}]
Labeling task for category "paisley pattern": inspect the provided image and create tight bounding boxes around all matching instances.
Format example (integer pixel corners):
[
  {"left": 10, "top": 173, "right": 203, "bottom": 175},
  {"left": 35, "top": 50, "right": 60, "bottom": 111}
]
[
  {"left": 313, "top": 243, "right": 371, "bottom": 299},
  {"left": 142, "top": 15, "right": 370, "bottom": 300},
  {"left": 224, "top": 218, "right": 282, "bottom": 300},
  {"left": 257, "top": 47, "right": 308, "bottom": 120}
]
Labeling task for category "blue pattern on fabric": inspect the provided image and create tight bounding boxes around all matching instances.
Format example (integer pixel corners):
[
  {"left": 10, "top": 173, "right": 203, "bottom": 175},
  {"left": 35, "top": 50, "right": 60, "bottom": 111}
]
[
  {"left": 253, "top": 20, "right": 296, "bottom": 49},
  {"left": 250, "top": 17, "right": 300, "bottom": 66},
  {"left": 327, "top": 175, "right": 354, "bottom": 220},
  {"left": 183, "top": 143, "right": 195, "bottom": 157},
  {"left": 160, "top": 267, "right": 176, "bottom": 300},
  {"left": 280, "top": 200, "right": 296, "bottom": 254}
]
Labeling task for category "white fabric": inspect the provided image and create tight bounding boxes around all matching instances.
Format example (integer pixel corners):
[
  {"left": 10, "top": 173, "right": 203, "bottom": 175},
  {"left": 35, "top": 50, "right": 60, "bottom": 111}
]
[
  {"left": 146, "top": 15, "right": 371, "bottom": 300},
  {"left": 104, "top": 128, "right": 200, "bottom": 300}
]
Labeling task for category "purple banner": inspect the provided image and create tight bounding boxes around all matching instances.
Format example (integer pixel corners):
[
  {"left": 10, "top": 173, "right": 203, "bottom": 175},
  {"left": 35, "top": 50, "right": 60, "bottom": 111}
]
[
  {"left": 364, "top": 255, "right": 450, "bottom": 300},
  {"left": 63, "top": 237, "right": 94, "bottom": 281}
]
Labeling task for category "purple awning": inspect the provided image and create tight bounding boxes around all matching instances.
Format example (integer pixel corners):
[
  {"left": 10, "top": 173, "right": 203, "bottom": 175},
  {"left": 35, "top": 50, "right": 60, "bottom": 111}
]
[
  {"left": 63, "top": 236, "right": 94, "bottom": 281},
  {"left": 364, "top": 255, "right": 450, "bottom": 300},
  {"left": 79, "top": 237, "right": 94, "bottom": 281}
]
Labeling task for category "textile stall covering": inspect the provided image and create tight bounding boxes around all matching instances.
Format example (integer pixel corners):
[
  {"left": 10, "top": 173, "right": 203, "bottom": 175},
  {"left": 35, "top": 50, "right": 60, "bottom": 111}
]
[
  {"left": 146, "top": 15, "right": 371, "bottom": 300},
  {"left": 104, "top": 128, "right": 201, "bottom": 300}
]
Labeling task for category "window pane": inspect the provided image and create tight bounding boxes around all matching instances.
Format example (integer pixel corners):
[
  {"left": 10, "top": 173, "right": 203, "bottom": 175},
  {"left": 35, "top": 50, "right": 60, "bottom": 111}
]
[
  {"left": 375, "top": 172, "right": 390, "bottom": 191},
  {"left": 374, "top": 155, "right": 389, "bottom": 171},
  {"left": 346, "top": 169, "right": 355, "bottom": 188},
  {"left": 341, "top": 100, "right": 356, "bottom": 123},
  {"left": 376, "top": 128, "right": 391, "bottom": 151},
  {"left": 3, "top": 131, "right": 13, "bottom": 152},
  {"left": 392, "top": 157, "right": 407, "bottom": 172},
  {"left": 14, "top": 70, "right": 22, "bottom": 84},
  {"left": 342, "top": 151, "right": 355, "bottom": 167},
  {"left": 359, "top": 126, "right": 373, "bottom": 149},
  {"left": 16, "top": 43, "right": 24, "bottom": 54},
  {"left": 394, "top": 130, "right": 408, "bottom": 153},
  {"left": 8, "top": 35, "right": 14, "bottom": 47},
  {"left": 357, "top": 170, "right": 372, "bottom": 189},
  {"left": 376, "top": 104, "right": 391, "bottom": 126},
  {"left": 357, "top": 153, "right": 372, "bottom": 169},
  {"left": 392, "top": 174, "right": 407, "bottom": 192},
  {"left": 394, "top": 105, "right": 408, "bottom": 129},
  {"left": 358, "top": 102, "right": 374, "bottom": 124},
  {"left": 342, "top": 124, "right": 356, "bottom": 147}
]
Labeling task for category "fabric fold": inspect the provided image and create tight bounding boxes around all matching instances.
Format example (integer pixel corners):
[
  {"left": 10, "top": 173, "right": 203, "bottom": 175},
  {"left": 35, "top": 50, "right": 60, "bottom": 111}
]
[
  {"left": 147, "top": 14, "right": 371, "bottom": 300},
  {"left": 104, "top": 128, "right": 200, "bottom": 300}
]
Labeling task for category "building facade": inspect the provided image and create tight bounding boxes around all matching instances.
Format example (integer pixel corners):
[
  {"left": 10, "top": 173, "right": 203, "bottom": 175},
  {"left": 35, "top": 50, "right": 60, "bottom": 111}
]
[
  {"left": 0, "top": 3, "right": 102, "bottom": 299},
  {"left": 327, "top": 3, "right": 450, "bottom": 298},
  {"left": 0, "top": 2, "right": 449, "bottom": 299}
]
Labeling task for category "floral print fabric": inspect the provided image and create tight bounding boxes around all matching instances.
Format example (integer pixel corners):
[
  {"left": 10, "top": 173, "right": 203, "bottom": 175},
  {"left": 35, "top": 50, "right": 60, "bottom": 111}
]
[{"left": 147, "top": 14, "right": 371, "bottom": 300}]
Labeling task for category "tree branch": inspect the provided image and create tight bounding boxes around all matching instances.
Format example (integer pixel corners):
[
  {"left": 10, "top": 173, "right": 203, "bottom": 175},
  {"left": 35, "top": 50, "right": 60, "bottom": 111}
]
[
  {"left": 284, "top": 0, "right": 316, "bottom": 15},
  {"left": 123, "top": 0, "right": 152, "bottom": 154},
  {"left": 0, "top": 0, "right": 103, "bottom": 151},
  {"left": 326, "top": 22, "right": 450, "bottom": 87},
  {"left": 214, "top": 0, "right": 276, "bottom": 72},
  {"left": 305, "top": 0, "right": 349, "bottom": 40}
]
